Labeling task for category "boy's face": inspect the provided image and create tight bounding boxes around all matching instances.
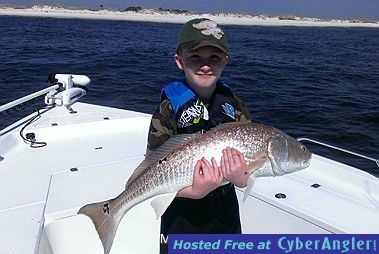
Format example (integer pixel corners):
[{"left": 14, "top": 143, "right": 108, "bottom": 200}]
[{"left": 175, "top": 46, "right": 228, "bottom": 92}]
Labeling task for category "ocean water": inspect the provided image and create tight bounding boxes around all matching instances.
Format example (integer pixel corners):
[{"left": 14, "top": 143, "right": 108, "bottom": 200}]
[{"left": 0, "top": 16, "right": 378, "bottom": 175}]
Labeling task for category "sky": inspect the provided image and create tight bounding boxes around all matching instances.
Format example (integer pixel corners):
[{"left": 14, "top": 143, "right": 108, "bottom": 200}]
[{"left": 3, "top": 0, "right": 379, "bottom": 20}]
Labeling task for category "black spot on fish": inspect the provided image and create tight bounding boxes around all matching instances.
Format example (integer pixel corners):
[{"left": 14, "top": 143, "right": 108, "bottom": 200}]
[
  {"left": 158, "top": 157, "right": 168, "bottom": 164},
  {"left": 103, "top": 203, "right": 110, "bottom": 214}
]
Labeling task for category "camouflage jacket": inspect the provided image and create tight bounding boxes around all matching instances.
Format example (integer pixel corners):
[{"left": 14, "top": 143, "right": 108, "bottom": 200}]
[{"left": 146, "top": 93, "right": 251, "bottom": 155}]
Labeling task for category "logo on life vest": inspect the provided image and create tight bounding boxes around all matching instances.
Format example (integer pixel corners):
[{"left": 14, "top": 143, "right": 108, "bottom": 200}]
[
  {"left": 178, "top": 99, "right": 209, "bottom": 128},
  {"left": 222, "top": 103, "right": 235, "bottom": 120}
]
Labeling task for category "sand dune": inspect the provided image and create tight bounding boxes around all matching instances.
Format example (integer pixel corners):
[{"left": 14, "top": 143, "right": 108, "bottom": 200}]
[{"left": 0, "top": 5, "right": 378, "bottom": 28}]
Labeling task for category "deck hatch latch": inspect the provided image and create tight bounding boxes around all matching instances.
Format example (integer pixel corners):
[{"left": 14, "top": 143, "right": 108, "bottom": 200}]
[{"left": 275, "top": 193, "right": 286, "bottom": 199}]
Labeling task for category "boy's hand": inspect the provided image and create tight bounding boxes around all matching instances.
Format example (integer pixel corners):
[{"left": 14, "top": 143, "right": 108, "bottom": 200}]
[
  {"left": 220, "top": 147, "right": 249, "bottom": 188},
  {"left": 178, "top": 157, "right": 223, "bottom": 199}
]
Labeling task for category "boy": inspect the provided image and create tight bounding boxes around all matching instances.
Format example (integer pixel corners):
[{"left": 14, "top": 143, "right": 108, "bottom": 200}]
[{"left": 146, "top": 18, "right": 251, "bottom": 254}]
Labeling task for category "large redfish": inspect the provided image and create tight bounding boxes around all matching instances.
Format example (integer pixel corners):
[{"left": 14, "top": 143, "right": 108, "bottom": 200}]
[{"left": 78, "top": 121, "right": 312, "bottom": 253}]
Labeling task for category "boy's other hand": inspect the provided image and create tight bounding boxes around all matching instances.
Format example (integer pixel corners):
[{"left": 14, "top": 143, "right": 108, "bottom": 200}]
[
  {"left": 220, "top": 147, "right": 249, "bottom": 188},
  {"left": 177, "top": 157, "right": 223, "bottom": 199}
]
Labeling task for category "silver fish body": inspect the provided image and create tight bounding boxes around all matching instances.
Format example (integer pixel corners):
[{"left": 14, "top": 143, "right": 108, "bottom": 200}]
[{"left": 78, "top": 121, "right": 312, "bottom": 253}]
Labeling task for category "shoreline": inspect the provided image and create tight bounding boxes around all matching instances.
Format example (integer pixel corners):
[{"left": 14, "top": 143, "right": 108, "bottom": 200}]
[{"left": 1, "top": 5, "right": 379, "bottom": 28}]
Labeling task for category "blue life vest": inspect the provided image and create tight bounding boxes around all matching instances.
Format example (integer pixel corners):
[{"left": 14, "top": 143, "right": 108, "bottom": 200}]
[{"left": 161, "top": 79, "right": 237, "bottom": 134}]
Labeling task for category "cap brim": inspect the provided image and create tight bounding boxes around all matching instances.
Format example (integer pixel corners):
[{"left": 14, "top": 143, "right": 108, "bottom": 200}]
[{"left": 180, "top": 40, "right": 228, "bottom": 55}]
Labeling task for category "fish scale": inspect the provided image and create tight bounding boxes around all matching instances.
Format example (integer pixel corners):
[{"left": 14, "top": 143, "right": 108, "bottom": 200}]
[{"left": 78, "top": 121, "right": 312, "bottom": 254}]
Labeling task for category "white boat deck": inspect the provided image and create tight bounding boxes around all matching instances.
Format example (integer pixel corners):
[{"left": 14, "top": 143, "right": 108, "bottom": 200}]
[
  {"left": 1, "top": 102, "right": 378, "bottom": 254},
  {"left": 0, "top": 102, "right": 152, "bottom": 253}
]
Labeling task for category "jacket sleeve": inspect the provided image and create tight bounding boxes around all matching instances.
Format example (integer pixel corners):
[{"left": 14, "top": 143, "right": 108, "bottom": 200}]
[
  {"left": 146, "top": 99, "right": 177, "bottom": 156},
  {"left": 234, "top": 94, "right": 251, "bottom": 122}
]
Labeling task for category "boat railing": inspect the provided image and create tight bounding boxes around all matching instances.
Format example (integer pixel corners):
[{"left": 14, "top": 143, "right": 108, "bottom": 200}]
[
  {"left": 0, "top": 74, "right": 90, "bottom": 116},
  {"left": 297, "top": 137, "right": 379, "bottom": 169},
  {"left": 0, "top": 85, "right": 60, "bottom": 114}
]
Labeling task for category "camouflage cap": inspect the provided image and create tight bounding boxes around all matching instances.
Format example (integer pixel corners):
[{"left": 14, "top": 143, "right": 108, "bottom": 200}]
[{"left": 176, "top": 18, "right": 228, "bottom": 55}]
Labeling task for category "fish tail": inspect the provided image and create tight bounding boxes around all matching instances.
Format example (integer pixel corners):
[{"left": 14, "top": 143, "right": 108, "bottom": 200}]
[{"left": 78, "top": 199, "right": 119, "bottom": 254}]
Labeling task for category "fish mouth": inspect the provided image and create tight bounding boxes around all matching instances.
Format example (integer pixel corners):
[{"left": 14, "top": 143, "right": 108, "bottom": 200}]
[{"left": 304, "top": 154, "right": 312, "bottom": 168}]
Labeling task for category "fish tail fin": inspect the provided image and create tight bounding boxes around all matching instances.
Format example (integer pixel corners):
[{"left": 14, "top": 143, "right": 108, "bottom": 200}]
[{"left": 78, "top": 199, "right": 119, "bottom": 254}]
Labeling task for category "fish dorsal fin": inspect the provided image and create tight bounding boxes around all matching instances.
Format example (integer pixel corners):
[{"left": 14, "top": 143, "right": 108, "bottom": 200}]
[
  {"left": 209, "top": 121, "right": 249, "bottom": 131},
  {"left": 151, "top": 192, "right": 178, "bottom": 219},
  {"left": 125, "top": 133, "right": 196, "bottom": 189}
]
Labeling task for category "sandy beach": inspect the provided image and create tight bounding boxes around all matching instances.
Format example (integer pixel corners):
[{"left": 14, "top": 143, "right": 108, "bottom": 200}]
[{"left": 0, "top": 5, "right": 378, "bottom": 28}]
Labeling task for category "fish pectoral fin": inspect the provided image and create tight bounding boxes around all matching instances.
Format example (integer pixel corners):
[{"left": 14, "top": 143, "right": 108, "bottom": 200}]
[
  {"left": 151, "top": 192, "right": 177, "bottom": 219},
  {"left": 243, "top": 157, "right": 269, "bottom": 202},
  {"left": 246, "top": 156, "right": 268, "bottom": 174},
  {"left": 243, "top": 176, "right": 256, "bottom": 202}
]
